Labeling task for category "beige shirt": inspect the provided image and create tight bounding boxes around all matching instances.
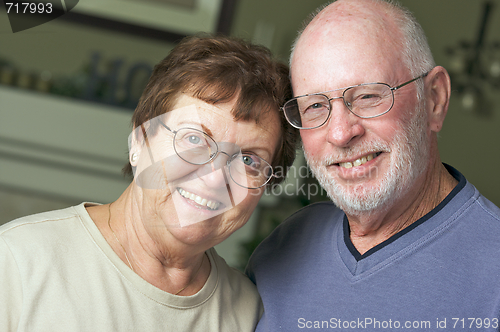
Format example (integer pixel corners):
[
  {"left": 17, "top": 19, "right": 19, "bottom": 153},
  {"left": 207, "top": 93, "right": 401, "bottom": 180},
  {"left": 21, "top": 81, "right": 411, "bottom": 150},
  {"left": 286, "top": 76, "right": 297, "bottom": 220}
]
[{"left": 0, "top": 203, "right": 262, "bottom": 331}]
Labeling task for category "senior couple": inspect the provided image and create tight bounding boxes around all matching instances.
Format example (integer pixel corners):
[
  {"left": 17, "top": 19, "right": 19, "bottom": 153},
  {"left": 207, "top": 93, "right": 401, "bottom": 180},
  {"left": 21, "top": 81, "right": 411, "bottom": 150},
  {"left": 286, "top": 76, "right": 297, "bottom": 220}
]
[{"left": 2, "top": 0, "right": 500, "bottom": 331}]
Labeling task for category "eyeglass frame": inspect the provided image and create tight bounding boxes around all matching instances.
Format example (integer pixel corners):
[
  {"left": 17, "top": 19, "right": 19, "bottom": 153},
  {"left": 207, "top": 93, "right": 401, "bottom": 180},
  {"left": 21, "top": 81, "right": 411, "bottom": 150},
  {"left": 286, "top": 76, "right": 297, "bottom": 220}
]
[
  {"left": 282, "top": 71, "right": 429, "bottom": 130},
  {"left": 157, "top": 120, "right": 276, "bottom": 189}
]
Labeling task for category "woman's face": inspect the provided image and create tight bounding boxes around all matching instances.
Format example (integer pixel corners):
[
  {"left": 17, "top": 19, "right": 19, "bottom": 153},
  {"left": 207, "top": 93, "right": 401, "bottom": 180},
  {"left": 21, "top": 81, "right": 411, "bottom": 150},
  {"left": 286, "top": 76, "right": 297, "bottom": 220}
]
[{"left": 129, "top": 94, "right": 281, "bottom": 247}]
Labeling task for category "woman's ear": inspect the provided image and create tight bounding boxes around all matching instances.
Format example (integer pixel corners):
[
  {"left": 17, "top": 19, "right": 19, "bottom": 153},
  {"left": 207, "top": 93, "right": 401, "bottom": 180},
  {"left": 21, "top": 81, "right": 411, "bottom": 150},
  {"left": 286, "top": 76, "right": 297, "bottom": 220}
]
[
  {"left": 128, "top": 127, "right": 144, "bottom": 167},
  {"left": 425, "top": 66, "right": 451, "bottom": 133}
]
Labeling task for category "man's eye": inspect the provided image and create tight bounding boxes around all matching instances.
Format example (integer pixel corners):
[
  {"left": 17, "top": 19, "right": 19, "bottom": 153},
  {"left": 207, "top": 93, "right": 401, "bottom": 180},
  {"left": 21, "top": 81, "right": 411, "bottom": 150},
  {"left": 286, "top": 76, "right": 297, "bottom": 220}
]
[
  {"left": 359, "top": 93, "right": 380, "bottom": 100},
  {"left": 351, "top": 93, "right": 384, "bottom": 109},
  {"left": 304, "top": 102, "right": 328, "bottom": 113}
]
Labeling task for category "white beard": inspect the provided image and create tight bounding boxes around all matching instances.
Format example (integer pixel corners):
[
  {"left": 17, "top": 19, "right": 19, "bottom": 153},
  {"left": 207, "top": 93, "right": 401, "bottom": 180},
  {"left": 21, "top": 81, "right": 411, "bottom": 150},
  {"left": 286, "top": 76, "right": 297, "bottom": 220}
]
[{"left": 305, "top": 102, "right": 429, "bottom": 216}]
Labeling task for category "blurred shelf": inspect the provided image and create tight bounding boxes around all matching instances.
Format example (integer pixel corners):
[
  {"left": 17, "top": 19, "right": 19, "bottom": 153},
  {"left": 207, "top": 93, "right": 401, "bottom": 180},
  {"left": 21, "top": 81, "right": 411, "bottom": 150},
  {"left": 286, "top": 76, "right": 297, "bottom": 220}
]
[{"left": 0, "top": 86, "right": 132, "bottom": 203}]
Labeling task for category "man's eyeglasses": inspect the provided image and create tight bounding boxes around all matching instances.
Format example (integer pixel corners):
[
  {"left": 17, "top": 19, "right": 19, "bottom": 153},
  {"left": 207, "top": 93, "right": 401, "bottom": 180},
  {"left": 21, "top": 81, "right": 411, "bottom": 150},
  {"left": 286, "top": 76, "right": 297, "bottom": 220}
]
[
  {"left": 282, "top": 72, "right": 429, "bottom": 130},
  {"left": 158, "top": 121, "right": 275, "bottom": 189}
]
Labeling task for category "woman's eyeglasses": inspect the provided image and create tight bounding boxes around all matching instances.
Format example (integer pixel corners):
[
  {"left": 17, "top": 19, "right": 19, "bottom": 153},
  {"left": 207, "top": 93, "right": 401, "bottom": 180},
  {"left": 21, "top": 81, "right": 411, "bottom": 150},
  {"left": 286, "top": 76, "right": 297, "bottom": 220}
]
[{"left": 159, "top": 121, "right": 275, "bottom": 189}]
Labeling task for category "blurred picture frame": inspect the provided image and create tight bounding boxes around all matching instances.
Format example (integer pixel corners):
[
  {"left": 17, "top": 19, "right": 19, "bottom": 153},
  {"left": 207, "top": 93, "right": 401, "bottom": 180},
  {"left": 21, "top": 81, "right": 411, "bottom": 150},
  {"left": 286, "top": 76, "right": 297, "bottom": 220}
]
[{"left": 65, "top": 0, "right": 236, "bottom": 42}]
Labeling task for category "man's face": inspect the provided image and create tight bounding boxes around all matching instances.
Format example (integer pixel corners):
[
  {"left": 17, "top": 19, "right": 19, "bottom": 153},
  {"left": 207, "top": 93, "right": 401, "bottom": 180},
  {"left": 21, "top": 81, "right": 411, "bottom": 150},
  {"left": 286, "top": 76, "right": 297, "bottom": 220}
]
[{"left": 292, "top": 16, "right": 431, "bottom": 215}]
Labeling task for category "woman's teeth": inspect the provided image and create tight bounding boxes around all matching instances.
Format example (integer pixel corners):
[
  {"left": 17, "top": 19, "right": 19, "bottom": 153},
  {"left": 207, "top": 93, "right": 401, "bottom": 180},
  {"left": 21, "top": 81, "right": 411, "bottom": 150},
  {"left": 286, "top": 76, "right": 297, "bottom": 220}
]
[
  {"left": 339, "top": 153, "right": 377, "bottom": 169},
  {"left": 177, "top": 188, "right": 221, "bottom": 210}
]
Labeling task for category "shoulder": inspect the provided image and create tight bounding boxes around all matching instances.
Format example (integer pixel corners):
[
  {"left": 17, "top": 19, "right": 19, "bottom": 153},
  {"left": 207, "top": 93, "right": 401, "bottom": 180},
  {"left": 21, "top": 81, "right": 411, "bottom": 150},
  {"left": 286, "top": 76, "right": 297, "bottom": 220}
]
[
  {"left": 462, "top": 189, "right": 500, "bottom": 237},
  {"left": 209, "top": 248, "right": 262, "bottom": 314},
  {"left": 1, "top": 205, "right": 76, "bottom": 231},
  {"left": 450, "top": 169, "right": 500, "bottom": 226},
  {"left": 246, "top": 201, "right": 342, "bottom": 282},
  {"left": 0, "top": 203, "right": 93, "bottom": 246},
  {"left": 210, "top": 248, "right": 259, "bottom": 296},
  {"left": 475, "top": 193, "right": 500, "bottom": 221},
  {"left": 440, "top": 164, "right": 500, "bottom": 228},
  {"left": 282, "top": 200, "right": 341, "bottom": 225},
  {"left": 260, "top": 201, "right": 341, "bottom": 248}
]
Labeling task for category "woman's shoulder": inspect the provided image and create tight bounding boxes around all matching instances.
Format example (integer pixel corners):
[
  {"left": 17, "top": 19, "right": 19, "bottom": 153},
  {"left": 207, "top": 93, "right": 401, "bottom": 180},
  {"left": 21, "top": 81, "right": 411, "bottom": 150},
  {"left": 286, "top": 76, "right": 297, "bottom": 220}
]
[
  {"left": 0, "top": 202, "right": 94, "bottom": 239},
  {"left": 208, "top": 248, "right": 263, "bottom": 322},
  {"left": 209, "top": 248, "right": 260, "bottom": 296}
]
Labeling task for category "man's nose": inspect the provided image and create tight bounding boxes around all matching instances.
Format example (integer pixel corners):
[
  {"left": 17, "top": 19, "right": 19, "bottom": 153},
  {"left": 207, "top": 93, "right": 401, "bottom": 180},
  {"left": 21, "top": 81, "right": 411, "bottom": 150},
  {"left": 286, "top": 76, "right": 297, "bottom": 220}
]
[{"left": 325, "top": 98, "right": 365, "bottom": 147}]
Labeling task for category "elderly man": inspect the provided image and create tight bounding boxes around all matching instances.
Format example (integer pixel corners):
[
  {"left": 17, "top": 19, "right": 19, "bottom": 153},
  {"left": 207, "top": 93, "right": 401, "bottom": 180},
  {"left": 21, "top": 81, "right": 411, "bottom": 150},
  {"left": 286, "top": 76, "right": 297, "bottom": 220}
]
[{"left": 247, "top": 0, "right": 500, "bottom": 330}]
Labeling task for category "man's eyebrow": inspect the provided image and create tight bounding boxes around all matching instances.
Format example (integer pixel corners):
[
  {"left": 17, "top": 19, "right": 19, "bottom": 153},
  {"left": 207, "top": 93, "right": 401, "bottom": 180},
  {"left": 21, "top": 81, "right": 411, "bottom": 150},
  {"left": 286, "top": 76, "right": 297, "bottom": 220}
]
[{"left": 201, "top": 124, "right": 213, "bottom": 137}]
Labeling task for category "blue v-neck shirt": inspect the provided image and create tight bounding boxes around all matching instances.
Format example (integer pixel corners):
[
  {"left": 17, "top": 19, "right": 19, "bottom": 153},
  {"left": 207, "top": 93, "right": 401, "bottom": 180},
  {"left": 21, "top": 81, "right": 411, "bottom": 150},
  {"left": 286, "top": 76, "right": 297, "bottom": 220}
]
[{"left": 247, "top": 165, "right": 500, "bottom": 331}]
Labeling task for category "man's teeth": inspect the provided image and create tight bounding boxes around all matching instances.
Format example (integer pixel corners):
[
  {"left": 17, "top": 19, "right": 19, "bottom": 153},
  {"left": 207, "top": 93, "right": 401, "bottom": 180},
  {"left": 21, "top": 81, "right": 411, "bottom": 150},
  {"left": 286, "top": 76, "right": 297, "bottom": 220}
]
[
  {"left": 339, "top": 153, "right": 376, "bottom": 169},
  {"left": 177, "top": 188, "right": 221, "bottom": 210}
]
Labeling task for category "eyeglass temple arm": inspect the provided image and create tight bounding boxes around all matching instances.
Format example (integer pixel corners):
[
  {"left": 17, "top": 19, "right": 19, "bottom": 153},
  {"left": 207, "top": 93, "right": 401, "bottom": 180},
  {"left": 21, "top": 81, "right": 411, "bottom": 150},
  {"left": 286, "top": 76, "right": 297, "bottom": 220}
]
[
  {"left": 158, "top": 119, "right": 174, "bottom": 134},
  {"left": 140, "top": 124, "right": 156, "bottom": 164},
  {"left": 139, "top": 119, "right": 175, "bottom": 165},
  {"left": 391, "top": 71, "right": 429, "bottom": 91}
]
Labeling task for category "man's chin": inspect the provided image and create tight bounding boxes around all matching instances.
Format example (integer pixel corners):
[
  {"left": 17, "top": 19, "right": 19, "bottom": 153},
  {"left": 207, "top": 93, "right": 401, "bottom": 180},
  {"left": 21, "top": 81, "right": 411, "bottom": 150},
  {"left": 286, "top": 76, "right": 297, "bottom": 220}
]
[
  {"left": 313, "top": 171, "right": 395, "bottom": 215},
  {"left": 328, "top": 189, "right": 392, "bottom": 215}
]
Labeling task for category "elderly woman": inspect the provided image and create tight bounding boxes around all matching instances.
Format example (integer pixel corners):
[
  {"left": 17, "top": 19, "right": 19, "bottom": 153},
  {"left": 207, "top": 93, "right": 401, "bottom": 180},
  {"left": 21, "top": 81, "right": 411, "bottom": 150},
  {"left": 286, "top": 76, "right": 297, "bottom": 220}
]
[{"left": 0, "top": 35, "right": 298, "bottom": 331}]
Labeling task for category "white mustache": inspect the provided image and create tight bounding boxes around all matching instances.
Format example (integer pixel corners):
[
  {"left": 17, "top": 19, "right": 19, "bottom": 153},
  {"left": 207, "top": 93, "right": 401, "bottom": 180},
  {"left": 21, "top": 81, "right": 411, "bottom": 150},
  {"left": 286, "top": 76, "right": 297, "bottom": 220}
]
[{"left": 304, "top": 140, "right": 392, "bottom": 167}]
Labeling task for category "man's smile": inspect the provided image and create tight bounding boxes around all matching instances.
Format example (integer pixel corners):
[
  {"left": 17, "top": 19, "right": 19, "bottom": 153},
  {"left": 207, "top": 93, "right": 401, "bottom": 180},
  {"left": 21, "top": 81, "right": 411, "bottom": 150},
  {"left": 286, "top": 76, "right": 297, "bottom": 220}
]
[{"left": 336, "top": 152, "right": 383, "bottom": 169}]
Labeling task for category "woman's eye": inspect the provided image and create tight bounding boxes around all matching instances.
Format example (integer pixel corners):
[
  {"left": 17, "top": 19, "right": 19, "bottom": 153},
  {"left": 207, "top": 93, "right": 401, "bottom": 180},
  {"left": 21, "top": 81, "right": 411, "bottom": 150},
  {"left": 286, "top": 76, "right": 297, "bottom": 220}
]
[
  {"left": 181, "top": 132, "right": 208, "bottom": 146},
  {"left": 188, "top": 135, "right": 202, "bottom": 145},
  {"left": 242, "top": 155, "right": 254, "bottom": 166},
  {"left": 242, "top": 154, "right": 261, "bottom": 168}
]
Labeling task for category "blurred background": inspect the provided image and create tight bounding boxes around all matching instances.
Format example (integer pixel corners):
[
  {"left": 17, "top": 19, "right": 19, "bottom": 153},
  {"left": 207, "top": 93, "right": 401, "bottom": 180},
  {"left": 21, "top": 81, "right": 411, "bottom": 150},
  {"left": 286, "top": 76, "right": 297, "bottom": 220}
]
[{"left": 1, "top": 0, "right": 499, "bottom": 270}]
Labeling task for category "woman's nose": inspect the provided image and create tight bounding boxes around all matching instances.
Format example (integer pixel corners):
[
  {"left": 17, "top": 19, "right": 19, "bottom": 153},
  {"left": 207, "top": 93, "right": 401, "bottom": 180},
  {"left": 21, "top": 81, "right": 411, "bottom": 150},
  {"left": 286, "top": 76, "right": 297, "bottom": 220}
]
[{"left": 197, "top": 150, "right": 232, "bottom": 189}]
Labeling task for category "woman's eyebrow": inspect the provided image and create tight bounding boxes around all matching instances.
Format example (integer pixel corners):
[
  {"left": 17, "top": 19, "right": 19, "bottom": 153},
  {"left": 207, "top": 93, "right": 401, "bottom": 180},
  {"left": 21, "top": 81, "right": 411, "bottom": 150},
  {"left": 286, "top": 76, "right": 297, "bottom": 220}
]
[{"left": 201, "top": 124, "right": 213, "bottom": 137}]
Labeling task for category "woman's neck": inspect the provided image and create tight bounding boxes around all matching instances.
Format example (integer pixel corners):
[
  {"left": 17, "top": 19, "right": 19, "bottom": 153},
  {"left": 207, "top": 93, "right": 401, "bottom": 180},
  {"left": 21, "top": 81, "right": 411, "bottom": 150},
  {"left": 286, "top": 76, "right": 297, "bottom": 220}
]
[{"left": 87, "top": 185, "right": 211, "bottom": 295}]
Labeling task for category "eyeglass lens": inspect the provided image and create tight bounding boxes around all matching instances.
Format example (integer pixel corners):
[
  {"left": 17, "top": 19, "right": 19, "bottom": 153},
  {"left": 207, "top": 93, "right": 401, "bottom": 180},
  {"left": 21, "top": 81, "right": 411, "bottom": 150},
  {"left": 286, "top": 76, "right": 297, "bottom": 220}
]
[
  {"left": 173, "top": 128, "right": 273, "bottom": 189},
  {"left": 228, "top": 154, "right": 273, "bottom": 189},
  {"left": 174, "top": 128, "right": 218, "bottom": 164},
  {"left": 284, "top": 83, "right": 394, "bottom": 129}
]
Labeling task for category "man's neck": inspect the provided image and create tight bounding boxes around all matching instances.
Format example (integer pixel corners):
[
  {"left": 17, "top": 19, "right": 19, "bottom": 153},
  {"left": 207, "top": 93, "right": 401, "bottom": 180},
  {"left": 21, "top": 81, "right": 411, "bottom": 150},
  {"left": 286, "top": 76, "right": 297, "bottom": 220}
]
[{"left": 347, "top": 162, "right": 458, "bottom": 255}]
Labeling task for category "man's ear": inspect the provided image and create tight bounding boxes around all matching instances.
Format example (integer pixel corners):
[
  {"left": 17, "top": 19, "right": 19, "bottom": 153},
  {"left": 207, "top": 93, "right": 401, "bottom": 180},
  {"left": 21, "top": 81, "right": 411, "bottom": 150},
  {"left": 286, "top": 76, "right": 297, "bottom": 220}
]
[{"left": 426, "top": 66, "right": 451, "bottom": 133}]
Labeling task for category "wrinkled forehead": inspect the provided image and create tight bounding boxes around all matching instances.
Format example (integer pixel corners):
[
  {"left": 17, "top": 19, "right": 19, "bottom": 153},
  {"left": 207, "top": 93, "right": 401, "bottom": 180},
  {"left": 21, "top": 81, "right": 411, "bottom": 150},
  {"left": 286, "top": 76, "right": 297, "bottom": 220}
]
[
  {"left": 129, "top": 103, "right": 225, "bottom": 147},
  {"left": 166, "top": 103, "right": 223, "bottom": 128},
  {"left": 167, "top": 95, "right": 277, "bottom": 134},
  {"left": 170, "top": 95, "right": 232, "bottom": 121},
  {"left": 134, "top": 98, "right": 279, "bottom": 146}
]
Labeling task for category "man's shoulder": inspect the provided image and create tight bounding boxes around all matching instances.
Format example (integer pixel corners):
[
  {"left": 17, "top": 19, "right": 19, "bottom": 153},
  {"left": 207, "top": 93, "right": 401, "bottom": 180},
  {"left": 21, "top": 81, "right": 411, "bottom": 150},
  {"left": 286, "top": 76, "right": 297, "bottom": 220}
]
[
  {"left": 475, "top": 194, "right": 500, "bottom": 221},
  {"left": 276, "top": 200, "right": 342, "bottom": 234},
  {"left": 247, "top": 201, "right": 343, "bottom": 278}
]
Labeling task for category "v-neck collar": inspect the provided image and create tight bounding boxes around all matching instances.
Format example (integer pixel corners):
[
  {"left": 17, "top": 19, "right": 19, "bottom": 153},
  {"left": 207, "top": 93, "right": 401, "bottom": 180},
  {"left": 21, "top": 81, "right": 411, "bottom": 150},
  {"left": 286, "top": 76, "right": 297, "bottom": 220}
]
[{"left": 337, "top": 164, "right": 470, "bottom": 278}]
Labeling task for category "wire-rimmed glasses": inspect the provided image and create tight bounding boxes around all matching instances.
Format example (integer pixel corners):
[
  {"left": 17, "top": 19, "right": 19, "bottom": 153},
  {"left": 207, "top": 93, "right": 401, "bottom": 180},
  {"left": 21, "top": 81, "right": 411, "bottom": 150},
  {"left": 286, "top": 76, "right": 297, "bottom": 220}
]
[
  {"left": 282, "top": 72, "right": 429, "bottom": 129},
  {"left": 158, "top": 121, "right": 274, "bottom": 189}
]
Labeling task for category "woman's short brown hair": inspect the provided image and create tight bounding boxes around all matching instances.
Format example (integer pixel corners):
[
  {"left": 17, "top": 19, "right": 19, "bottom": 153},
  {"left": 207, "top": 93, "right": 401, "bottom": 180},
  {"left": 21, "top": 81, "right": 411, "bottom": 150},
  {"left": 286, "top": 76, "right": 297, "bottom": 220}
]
[{"left": 124, "top": 34, "right": 299, "bottom": 185}]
